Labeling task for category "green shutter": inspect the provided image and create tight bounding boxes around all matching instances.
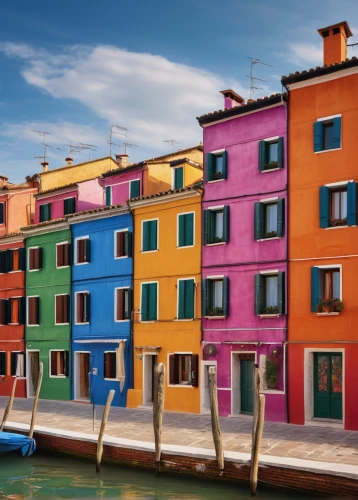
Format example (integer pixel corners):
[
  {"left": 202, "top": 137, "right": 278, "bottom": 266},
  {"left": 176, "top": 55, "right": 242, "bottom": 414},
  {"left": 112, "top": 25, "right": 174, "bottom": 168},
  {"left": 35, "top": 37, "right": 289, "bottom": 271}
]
[
  {"left": 42, "top": 203, "right": 51, "bottom": 222},
  {"left": 130, "top": 180, "right": 140, "bottom": 199},
  {"left": 105, "top": 186, "right": 112, "bottom": 206},
  {"left": 347, "top": 181, "right": 357, "bottom": 226},
  {"left": 311, "top": 267, "right": 321, "bottom": 312},
  {"left": 222, "top": 150, "right": 228, "bottom": 179},
  {"left": 277, "top": 137, "right": 284, "bottom": 169},
  {"left": 178, "top": 214, "right": 185, "bottom": 247},
  {"left": 319, "top": 186, "right": 329, "bottom": 228},
  {"left": 206, "top": 153, "right": 213, "bottom": 182},
  {"left": 186, "top": 213, "right": 194, "bottom": 246},
  {"left": 141, "top": 284, "right": 149, "bottom": 321},
  {"left": 314, "top": 122, "right": 323, "bottom": 152},
  {"left": 277, "top": 199, "right": 284, "bottom": 237},
  {"left": 64, "top": 197, "right": 76, "bottom": 215},
  {"left": 254, "top": 202, "right": 264, "bottom": 240},
  {"left": 223, "top": 206, "right": 230, "bottom": 243},
  {"left": 143, "top": 221, "right": 149, "bottom": 251},
  {"left": 332, "top": 117, "right": 341, "bottom": 149},
  {"left": 178, "top": 280, "right": 185, "bottom": 319},
  {"left": 223, "top": 276, "right": 229, "bottom": 317},
  {"left": 277, "top": 272, "right": 285, "bottom": 314},
  {"left": 254, "top": 274, "right": 262, "bottom": 315},
  {"left": 202, "top": 279, "right": 208, "bottom": 317},
  {"left": 174, "top": 168, "right": 184, "bottom": 189},
  {"left": 149, "top": 220, "right": 157, "bottom": 250},
  {"left": 148, "top": 283, "right": 157, "bottom": 320},
  {"left": 40, "top": 205, "right": 45, "bottom": 222},
  {"left": 203, "top": 210, "right": 211, "bottom": 245},
  {"left": 185, "top": 279, "right": 195, "bottom": 319},
  {"left": 258, "top": 141, "right": 266, "bottom": 171}
]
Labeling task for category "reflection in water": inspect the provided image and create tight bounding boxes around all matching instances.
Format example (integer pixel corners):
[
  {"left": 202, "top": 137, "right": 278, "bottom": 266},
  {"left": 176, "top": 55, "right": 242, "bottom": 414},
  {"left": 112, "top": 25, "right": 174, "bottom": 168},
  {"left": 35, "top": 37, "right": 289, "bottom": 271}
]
[{"left": 0, "top": 452, "right": 315, "bottom": 499}]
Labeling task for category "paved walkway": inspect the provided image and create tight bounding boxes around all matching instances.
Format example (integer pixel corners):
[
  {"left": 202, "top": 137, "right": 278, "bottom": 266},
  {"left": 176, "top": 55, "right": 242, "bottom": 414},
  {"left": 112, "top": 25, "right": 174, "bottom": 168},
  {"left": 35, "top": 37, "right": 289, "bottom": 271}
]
[{"left": 1, "top": 397, "right": 358, "bottom": 466}]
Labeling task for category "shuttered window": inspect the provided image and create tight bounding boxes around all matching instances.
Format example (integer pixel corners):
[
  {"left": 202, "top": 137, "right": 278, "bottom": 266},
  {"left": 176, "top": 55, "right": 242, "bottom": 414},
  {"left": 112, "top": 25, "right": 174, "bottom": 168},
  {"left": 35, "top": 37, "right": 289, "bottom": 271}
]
[
  {"left": 254, "top": 272, "right": 285, "bottom": 315},
  {"left": 174, "top": 167, "right": 184, "bottom": 189},
  {"left": 0, "top": 299, "right": 7, "bottom": 325},
  {"left": 142, "top": 220, "right": 158, "bottom": 252},
  {"left": 105, "top": 186, "right": 112, "bottom": 206},
  {"left": 64, "top": 197, "right": 76, "bottom": 215},
  {"left": 203, "top": 206, "right": 229, "bottom": 245},
  {"left": 55, "top": 295, "right": 69, "bottom": 324},
  {"left": 8, "top": 297, "right": 25, "bottom": 325},
  {"left": 0, "top": 251, "right": 7, "bottom": 273},
  {"left": 178, "top": 213, "right": 194, "bottom": 247},
  {"left": 76, "top": 292, "right": 90, "bottom": 323},
  {"left": 39, "top": 203, "right": 52, "bottom": 222},
  {"left": 11, "top": 352, "right": 25, "bottom": 377},
  {"left": 7, "top": 249, "right": 25, "bottom": 272},
  {"left": 314, "top": 117, "right": 341, "bottom": 152},
  {"left": 76, "top": 238, "right": 90, "bottom": 264},
  {"left": 50, "top": 350, "right": 69, "bottom": 377},
  {"left": 56, "top": 243, "right": 70, "bottom": 267},
  {"left": 115, "top": 288, "right": 131, "bottom": 321},
  {"left": 0, "top": 351, "right": 6, "bottom": 375},
  {"left": 115, "top": 230, "right": 132, "bottom": 258},
  {"left": 168, "top": 354, "right": 199, "bottom": 387},
  {"left": 141, "top": 282, "right": 158, "bottom": 321},
  {"left": 27, "top": 296, "right": 39, "bottom": 325},
  {"left": 178, "top": 279, "right": 195, "bottom": 319},
  {"left": 319, "top": 182, "right": 356, "bottom": 227},
  {"left": 311, "top": 267, "right": 341, "bottom": 312},
  {"left": 202, "top": 277, "right": 229, "bottom": 317},
  {"left": 104, "top": 352, "right": 117, "bottom": 379},
  {"left": 258, "top": 137, "right": 284, "bottom": 171},
  {"left": 0, "top": 203, "right": 5, "bottom": 224},
  {"left": 28, "top": 247, "right": 42, "bottom": 271},
  {"left": 130, "top": 179, "right": 140, "bottom": 199},
  {"left": 254, "top": 199, "right": 284, "bottom": 240},
  {"left": 206, "top": 152, "right": 228, "bottom": 181}
]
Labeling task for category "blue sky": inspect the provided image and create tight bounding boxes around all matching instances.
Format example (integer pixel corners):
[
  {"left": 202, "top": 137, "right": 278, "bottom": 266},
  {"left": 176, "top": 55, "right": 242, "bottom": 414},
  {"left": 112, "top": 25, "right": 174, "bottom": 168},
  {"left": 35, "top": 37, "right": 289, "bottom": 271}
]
[{"left": 0, "top": 0, "right": 357, "bottom": 182}]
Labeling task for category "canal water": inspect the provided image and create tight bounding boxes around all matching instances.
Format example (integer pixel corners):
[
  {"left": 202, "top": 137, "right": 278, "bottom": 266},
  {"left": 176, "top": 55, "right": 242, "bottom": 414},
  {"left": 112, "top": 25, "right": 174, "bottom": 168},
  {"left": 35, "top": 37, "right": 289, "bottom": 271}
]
[{"left": 0, "top": 452, "right": 318, "bottom": 499}]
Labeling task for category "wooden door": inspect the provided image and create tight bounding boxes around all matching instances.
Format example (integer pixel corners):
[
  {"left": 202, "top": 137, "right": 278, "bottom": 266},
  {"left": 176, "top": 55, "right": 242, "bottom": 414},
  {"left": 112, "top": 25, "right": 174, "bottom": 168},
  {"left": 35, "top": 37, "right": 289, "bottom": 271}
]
[
  {"left": 79, "top": 353, "right": 90, "bottom": 399},
  {"left": 314, "top": 353, "right": 342, "bottom": 420},
  {"left": 240, "top": 359, "right": 254, "bottom": 414}
]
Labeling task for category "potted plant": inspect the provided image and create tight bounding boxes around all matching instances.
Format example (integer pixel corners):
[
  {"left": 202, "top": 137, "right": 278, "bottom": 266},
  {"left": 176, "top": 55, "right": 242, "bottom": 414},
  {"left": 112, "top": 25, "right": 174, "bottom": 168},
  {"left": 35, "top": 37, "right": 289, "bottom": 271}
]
[
  {"left": 317, "top": 299, "right": 333, "bottom": 313},
  {"left": 265, "top": 357, "right": 278, "bottom": 390},
  {"left": 331, "top": 298, "right": 343, "bottom": 312},
  {"left": 264, "top": 160, "right": 278, "bottom": 170},
  {"left": 210, "top": 171, "right": 223, "bottom": 181},
  {"left": 330, "top": 218, "right": 347, "bottom": 227},
  {"left": 208, "top": 307, "right": 224, "bottom": 316},
  {"left": 263, "top": 231, "right": 278, "bottom": 239},
  {"left": 262, "top": 305, "right": 278, "bottom": 314}
]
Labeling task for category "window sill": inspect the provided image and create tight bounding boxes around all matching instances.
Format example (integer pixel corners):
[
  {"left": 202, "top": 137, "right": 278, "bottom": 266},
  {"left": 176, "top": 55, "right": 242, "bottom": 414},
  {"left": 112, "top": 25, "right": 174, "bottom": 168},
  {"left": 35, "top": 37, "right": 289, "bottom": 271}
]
[
  {"left": 177, "top": 245, "right": 195, "bottom": 249},
  {"left": 140, "top": 250, "right": 158, "bottom": 254},
  {"left": 75, "top": 262, "right": 89, "bottom": 266},
  {"left": 49, "top": 375, "right": 67, "bottom": 379},
  {"left": 207, "top": 179, "right": 226, "bottom": 184},
  {"left": 206, "top": 242, "right": 226, "bottom": 247},
  {"left": 316, "top": 312, "right": 340, "bottom": 316},
  {"left": 261, "top": 167, "right": 280, "bottom": 173},
  {"left": 174, "top": 318, "right": 194, "bottom": 322},
  {"left": 114, "top": 256, "right": 129, "bottom": 260},
  {"left": 115, "top": 319, "right": 130, "bottom": 323},
  {"left": 205, "top": 315, "right": 226, "bottom": 320},
  {"left": 168, "top": 384, "right": 194, "bottom": 388},
  {"left": 262, "top": 389, "right": 285, "bottom": 394},
  {"left": 8, "top": 271, "right": 22, "bottom": 274},
  {"left": 104, "top": 378, "right": 120, "bottom": 381},
  {"left": 314, "top": 147, "right": 341, "bottom": 154},
  {"left": 29, "top": 269, "right": 41, "bottom": 272},
  {"left": 140, "top": 320, "right": 157, "bottom": 323},
  {"left": 257, "top": 237, "right": 281, "bottom": 242},
  {"left": 259, "top": 314, "right": 281, "bottom": 318},
  {"left": 56, "top": 265, "right": 70, "bottom": 269},
  {"left": 27, "top": 324, "right": 39, "bottom": 327},
  {"left": 55, "top": 323, "right": 70, "bottom": 326},
  {"left": 75, "top": 322, "right": 90, "bottom": 325},
  {"left": 325, "top": 225, "right": 348, "bottom": 230}
]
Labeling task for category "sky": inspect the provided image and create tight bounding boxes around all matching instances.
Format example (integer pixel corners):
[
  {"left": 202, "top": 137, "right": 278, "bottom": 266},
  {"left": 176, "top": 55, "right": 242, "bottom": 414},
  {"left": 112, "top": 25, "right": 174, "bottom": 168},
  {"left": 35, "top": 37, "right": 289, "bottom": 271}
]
[{"left": 0, "top": 0, "right": 357, "bottom": 183}]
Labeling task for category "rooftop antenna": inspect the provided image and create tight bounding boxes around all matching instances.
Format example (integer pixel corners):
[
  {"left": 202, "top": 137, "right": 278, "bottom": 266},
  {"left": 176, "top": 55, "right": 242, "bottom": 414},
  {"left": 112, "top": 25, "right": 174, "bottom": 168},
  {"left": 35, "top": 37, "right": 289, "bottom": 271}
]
[
  {"left": 163, "top": 139, "right": 180, "bottom": 152},
  {"left": 32, "top": 130, "right": 64, "bottom": 164},
  {"left": 247, "top": 57, "right": 273, "bottom": 100},
  {"left": 109, "top": 124, "right": 128, "bottom": 157},
  {"left": 65, "top": 141, "right": 98, "bottom": 161},
  {"left": 123, "top": 141, "right": 138, "bottom": 155}
]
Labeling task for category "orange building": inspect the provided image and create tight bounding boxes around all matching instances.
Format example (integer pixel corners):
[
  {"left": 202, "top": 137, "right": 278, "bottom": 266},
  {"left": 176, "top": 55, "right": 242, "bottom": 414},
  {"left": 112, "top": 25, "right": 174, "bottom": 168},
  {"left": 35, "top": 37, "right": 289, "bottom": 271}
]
[{"left": 283, "top": 21, "right": 358, "bottom": 430}]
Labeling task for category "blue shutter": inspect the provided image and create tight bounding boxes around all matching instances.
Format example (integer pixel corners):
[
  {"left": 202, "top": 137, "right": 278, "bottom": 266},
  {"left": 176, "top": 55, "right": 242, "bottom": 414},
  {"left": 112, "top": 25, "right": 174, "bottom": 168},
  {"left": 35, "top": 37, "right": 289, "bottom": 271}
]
[
  {"left": 254, "top": 203, "right": 264, "bottom": 240},
  {"left": 222, "top": 151, "right": 228, "bottom": 179},
  {"left": 277, "top": 137, "right": 284, "bottom": 169},
  {"left": 258, "top": 141, "right": 266, "bottom": 171},
  {"left": 277, "top": 199, "right": 284, "bottom": 237},
  {"left": 178, "top": 280, "right": 185, "bottom": 319},
  {"left": 141, "top": 284, "right": 149, "bottom": 321},
  {"left": 319, "top": 186, "right": 329, "bottom": 228},
  {"left": 254, "top": 274, "right": 262, "bottom": 315},
  {"left": 347, "top": 181, "right": 357, "bottom": 226},
  {"left": 203, "top": 210, "right": 210, "bottom": 245},
  {"left": 206, "top": 153, "right": 213, "bottom": 182},
  {"left": 201, "top": 279, "right": 208, "bottom": 317},
  {"left": 314, "top": 122, "right": 323, "bottom": 152},
  {"left": 105, "top": 186, "right": 112, "bottom": 206},
  {"left": 277, "top": 272, "right": 285, "bottom": 314},
  {"left": 223, "top": 206, "right": 230, "bottom": 243},
  {"left": 0, "top": 203, "right": 4, "bottom": 224},
  {"left": 149, "top": 283, "right": 157, "bottom": 320},
  {"left": 311, "top": 267, "right": 321, "bottom": 312},
  {"left": 332, "top": 117, "right": 341, "bottom": 149},
  {"left": 130, "top": 180, "right": 140, "bottom": 199},
  {"left": 223, "top": 276, "right": 229, "bottom": 317}
]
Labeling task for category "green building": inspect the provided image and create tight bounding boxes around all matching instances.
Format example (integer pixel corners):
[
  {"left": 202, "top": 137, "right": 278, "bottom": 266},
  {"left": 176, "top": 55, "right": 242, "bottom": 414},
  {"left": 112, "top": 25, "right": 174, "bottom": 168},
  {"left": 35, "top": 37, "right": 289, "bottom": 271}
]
[{"left": 22, "top": 219, "right": 71, "bottom": 400}]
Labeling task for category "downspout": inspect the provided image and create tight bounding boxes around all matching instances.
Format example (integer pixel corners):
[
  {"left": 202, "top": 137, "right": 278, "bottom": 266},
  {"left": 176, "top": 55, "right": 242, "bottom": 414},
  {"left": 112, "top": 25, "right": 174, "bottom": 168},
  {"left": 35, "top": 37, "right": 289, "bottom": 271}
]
[
  {"left": 194, "top": 185, "right": 204, "bottom": 343},
  {"left": 128, "top": 200, "right": 135, "bottom": 391}
]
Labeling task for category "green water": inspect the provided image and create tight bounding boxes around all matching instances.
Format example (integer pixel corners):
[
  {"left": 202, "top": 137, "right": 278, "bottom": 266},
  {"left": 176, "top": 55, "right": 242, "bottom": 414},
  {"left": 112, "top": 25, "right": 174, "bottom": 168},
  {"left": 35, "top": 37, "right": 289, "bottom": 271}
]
[{"left": 0, "top": 453, "right": 318, "bottom": 499}]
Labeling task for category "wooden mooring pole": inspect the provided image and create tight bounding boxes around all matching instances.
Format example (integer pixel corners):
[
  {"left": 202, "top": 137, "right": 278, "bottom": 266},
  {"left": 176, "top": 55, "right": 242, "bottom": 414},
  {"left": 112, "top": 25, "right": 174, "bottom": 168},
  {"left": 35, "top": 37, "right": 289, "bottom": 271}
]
[
  {"left": 250, "top": 364, "right": 265, "bottom": 496},
  {"left": 0, "top": 377, "right": 17, "bottom": 431},
  {"left": 96, "top": 389, "right": 115, "bottom": 473},
  {"left": 208, "top": 366, "right": 224, "bottom": 471},
  {"left": 153, "top": 362, "right": 165, "bottom": 475},
  {"left": 28, "top": 361, "right": 43, "bottom": 439}
]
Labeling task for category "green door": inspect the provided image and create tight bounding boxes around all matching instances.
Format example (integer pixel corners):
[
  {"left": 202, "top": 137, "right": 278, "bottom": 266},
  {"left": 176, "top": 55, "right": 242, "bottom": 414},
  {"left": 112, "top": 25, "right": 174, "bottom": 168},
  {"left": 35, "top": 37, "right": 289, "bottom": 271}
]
[
  {"left": 240, "top": 360, "right": 254, "bottom": 414},
  {"left": 314, "top": 353, "right": 342, "bottom": 420}
]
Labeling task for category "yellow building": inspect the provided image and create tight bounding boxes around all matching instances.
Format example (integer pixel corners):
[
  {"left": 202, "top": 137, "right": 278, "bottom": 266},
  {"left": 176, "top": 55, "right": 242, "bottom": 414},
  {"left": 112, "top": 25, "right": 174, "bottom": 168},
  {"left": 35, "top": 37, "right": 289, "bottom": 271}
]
[{"left": 127, "top": 183, "right": 203, "bottom": 413}]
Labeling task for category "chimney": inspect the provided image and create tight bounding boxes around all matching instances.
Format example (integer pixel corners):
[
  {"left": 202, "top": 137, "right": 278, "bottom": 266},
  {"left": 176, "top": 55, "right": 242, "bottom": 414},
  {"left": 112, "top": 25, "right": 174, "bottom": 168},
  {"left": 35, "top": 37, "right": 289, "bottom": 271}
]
[
  {"left": 220, "top": 89, "right": 245, "bottom": 109},
  {"left": 318, "top": 21, "right": 352, "bottom": 66},
  {"left": 0, "top": 175, "right": 8, "bottom": 188},
  {"left": 65, "top": 157, "right": 73, "bottom": 167},
  {"left": 115, "top": 154, "right": 129, "bottom": 168},
  {"left": 41, "top": 162, "right": 49, "bottom": 173}
]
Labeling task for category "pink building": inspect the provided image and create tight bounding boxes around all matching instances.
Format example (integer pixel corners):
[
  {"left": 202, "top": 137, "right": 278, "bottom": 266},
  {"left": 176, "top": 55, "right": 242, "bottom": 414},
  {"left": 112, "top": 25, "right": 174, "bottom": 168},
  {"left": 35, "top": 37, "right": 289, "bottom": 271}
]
[{"left": 198, "top": 92, "right": 288, "bottom": 422}]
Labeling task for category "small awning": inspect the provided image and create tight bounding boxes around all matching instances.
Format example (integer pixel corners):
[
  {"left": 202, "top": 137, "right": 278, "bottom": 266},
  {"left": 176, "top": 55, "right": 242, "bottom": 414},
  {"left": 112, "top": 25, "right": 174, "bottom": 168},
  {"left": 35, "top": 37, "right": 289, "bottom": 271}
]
[{"left": 74, "top": 339, "right": 127, "bottom": 344}]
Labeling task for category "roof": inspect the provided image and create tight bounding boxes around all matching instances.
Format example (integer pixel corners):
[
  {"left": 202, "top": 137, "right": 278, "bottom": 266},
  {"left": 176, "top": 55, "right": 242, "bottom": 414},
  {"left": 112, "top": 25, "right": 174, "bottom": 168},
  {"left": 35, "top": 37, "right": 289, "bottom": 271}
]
[
  {"left": 317, "top": 21, "right": 352, "bottom": 38},
  {"left": 197, "top": 94, "right": 285, "bottom": 125},
  {"left": 20, "top": 217, "right": 66, "bottom": 232},
  {"left": 169, "top": 158, "right": 203, "bottom": 169},
  {"left": 66, "top": 204, "right": 127, "bottom": 219},
  {"left": 37, "top": 156, "right": 119, "bottom": 177},
  {"left": 281, "top": 56, "right": 358, "bottom": 86},
  {"left": 0, "top": 232, "right": 23, "bottom": 240},
  {"left": 34, "top": 182, "right": 78, "bottom": 197},
  {"left": 129, "top": 182, "right": 203, "bottom": 203}
]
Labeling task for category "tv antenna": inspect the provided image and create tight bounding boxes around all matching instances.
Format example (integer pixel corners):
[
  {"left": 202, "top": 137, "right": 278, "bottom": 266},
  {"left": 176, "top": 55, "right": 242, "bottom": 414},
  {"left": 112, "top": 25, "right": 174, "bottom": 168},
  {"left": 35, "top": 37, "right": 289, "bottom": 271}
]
[
  {"left": 65, "top": 141, "right": 98, "bottom": 161},
  {"left": 109, "top": 124, "right": 128, "bottom": 157},
  {"left": 247, "top": 57, "right": 273, "bottom": 99},
  {"left": 32, "top": 130, "right": 64, "bottom": 163},
  {"left": 123, "top": 141, "right": 138, "bottom": 155},
  {"left": 163, "top": 139, "right": 180, "bottom": 152}
]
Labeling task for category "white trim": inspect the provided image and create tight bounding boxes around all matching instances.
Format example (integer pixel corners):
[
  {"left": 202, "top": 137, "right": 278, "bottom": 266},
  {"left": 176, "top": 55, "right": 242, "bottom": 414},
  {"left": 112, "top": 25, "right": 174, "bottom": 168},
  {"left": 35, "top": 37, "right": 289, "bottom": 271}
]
[
  {"left": 171, "top": 166, "right": 184, "bottom": 190},
  {"left": 74, "top": 291, "right": 90, "bottom": 325},
  {"left": 206, "top": 242, "right": 226, "bottom": 247},
  {"left": 49, "top": 349, "right": 68, "bottom": 378},
  {"left": 8, "top": 350, "right": 26, "bottom": 379},
  {"left": 207, "top": 179, "right": 225, "bottom": 184},
  {"left": 74, "top": 351, "right": 91, "bottom": 401},
  {"left": 114, "top": 287, "right": 130, "bottom": 322},
  {"left": 54, "top": 294, "right": 70, "bottom": 326},
  {"left": 259, "top": 197, "right": 279, "bottom": 204},
  {"left": 263, "top": 136, "right": 279, "bottom": 142},
  {"left": 257, "top": 237, "right": 281, "bottom": 242},
  {"left": 177, "top": 211, "right": 195, "bottom": 248},
  {"left": 314, "top": 264, "right": 342, "bottom": 301},
  {"left": 315, "top": 148, "right": 342, "bottom": 155},
  {"left": 260, "top": 168, "right": 280, "bottom": 174},
  {"left": 140, "top": 281, "right": 159, "bottom": 322},
  {"left": 176, "top": 277, "right": 196, "bottom": 320},
  {"left": 26, "top": 296, "right": 39, "bottom": 326},
  {"left": 206, "top": 275, "right": 225, "bottom": 280},
  {"left": 209, "top": 148, "right": 225, "bottom": 155},
  {"left": 114, "top": 229, "right": 129, "bottom": 259},
  {"left": 325, "top": 225, "right": 348, "bottom": 231},
  {"left": 27, "top": 246, "right": 40, "bottom": 272},
  {"left": 207, "top": 205, "right": 224, "bottom": 211},
  {"left": 74, "top": 235, "right": 89, "bottom": 265},
  {"left": 285, "top": 66, "right": 358, "bottom": 90},
  {"left": 55, "top": 241, "right": 70, "bottom": 269},
  {"left": 317, "top": 114, "right": 341, "bottom": 122},
  {"left": 259, "top": 269, "right": 279, "bottom": 275},
  {"left": 141, "top": 218, "right": 159, "bottom": 252},
  {"left": 200, "top": 360, "right": 217, "bottom": 414},
  {"left": 325, "top": 180, "right": 352, "bottom": 188},
  {"left": 167, "top": 351, "right": 195, "bottom": 388},
  {"left": 103, "top": 350, "right": 117, "bottom": 381},
  {"left": 129, "top": 178, "right": 140, "bottom": 198},
  {"left": 142, "top": 351, "right": 158, "bottom": 405}
]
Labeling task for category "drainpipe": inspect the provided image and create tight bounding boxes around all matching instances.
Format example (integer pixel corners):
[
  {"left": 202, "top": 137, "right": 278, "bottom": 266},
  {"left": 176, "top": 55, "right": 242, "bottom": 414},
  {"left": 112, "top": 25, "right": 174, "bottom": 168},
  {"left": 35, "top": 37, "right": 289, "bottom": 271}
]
[
  {"left": 128, "top": 200, "right": 135, "bottom": 390},
  {"left": 193, "top": 184, "right": 204, "bottom": 344}
]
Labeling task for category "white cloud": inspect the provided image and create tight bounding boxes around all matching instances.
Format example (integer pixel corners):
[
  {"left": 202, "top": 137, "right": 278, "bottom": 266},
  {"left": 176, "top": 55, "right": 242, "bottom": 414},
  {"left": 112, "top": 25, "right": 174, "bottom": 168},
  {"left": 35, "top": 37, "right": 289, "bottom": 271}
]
[
  {"left": 284, "top": 42, "right": 322, "bottom": 68},
  {"left": 0, "top": 42, "right": 45, "bottom": 60}
]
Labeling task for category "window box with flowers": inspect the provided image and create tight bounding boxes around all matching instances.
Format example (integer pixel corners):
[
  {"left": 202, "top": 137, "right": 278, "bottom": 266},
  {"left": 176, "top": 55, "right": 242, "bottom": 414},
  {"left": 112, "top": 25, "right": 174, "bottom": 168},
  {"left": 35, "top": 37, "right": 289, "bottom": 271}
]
[{"left": 316, "top": 298, "right": 343, "bottom": 314}]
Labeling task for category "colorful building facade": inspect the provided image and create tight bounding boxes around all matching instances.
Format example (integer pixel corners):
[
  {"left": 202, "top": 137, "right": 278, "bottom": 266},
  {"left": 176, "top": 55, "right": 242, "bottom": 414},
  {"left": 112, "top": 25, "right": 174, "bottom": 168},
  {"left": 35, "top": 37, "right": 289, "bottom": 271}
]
[
  {"left": 198, "top": 92, "right": 288, "bottom": 421},
  {"left": 283, "top": 21, "right": 358, "bottom": 430}
]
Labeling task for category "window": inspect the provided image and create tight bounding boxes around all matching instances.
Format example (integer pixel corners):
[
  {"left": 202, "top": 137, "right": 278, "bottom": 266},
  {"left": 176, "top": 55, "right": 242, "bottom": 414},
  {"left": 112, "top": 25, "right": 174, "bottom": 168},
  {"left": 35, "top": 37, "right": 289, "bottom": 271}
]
[
  {"left": 258, "top": 138, "right": 284, "bottom": 171},
  {"left": 7, "top": 249, "right": 25, "bottom": 272},
  {"left": 141, "top": 282, "right": 158, "bottom": 321},
  {"left": 115, "top": 230, "right": 132, "bottom": 258},
  {"left": 104, "top": 352, "right": 117, "bottom": 379},
  {"left": 173, "top": 167, "right": 184, "bottom": 189},
  {"left": 203, "top": 206, "right": 229, "bottom": 244},
  {"left": 314, "top": 117, "right": 341, "bottom": 152},
  {"left": 11, "top": 352, "right": 25, "bottom": 377},
  {"left": 319, "top": 182, "right": 356, "bottom": 227},
  {"left": 115, "top": 288, "right": 131, "bottom": 321},
  {"left": 142, "top": 220, "right": 158, "bottom": 252},
  {"left": 260, "top": 353, "right": 283, "bottom": 391},
  {"left": 64, "top": 197, "right": 76, "bottom": 215},
  {"left": 178, "top": 279, "right": 195, "bottom": 319},
  {"left": 55, "top": 294, "right": 69, "bottom": 324},
  {"left": 206, "top": 151, "right": 227, "bottom": 181},
  {"left": 168, "top": 353, "right": 199, "bottom": 387},
  {"left": 0, "top": 300, "right": 7, "bottom": 325},
  {"left": 254, "top": 272, "right": 285, "bottom": 315},
  {"left": 0, "top": 203, "right": 5, "bottom": 224},
  {"left": 8, "top": 297, "right": 25, "bottom": 325},
  {"left": 0, "top": 352, "right": 5, "bottom": 375},
  {"left": 178, "top": 213, "right": 194, "bottom": 247},
  {"left": 254, "top": 199, "right": 284, "bottom": 240},
  {"left": 105, "top": 186, "right": 112, "bottom": 206},
  {"left": 50, "top": 350, "right": 69, "bottom": 377},
  {"left": 39, "top": 203, "right": 52, "bottom": 222},
  {"left": 56, "top": 242, "right": 70, "bottom": 268},
  {"left": 311, "top": 266, "right": 341, "bottom": 312},
  {"left": 76, "top": 292, "right": 90, "bottom": 323},
  {"left": 28, "top": 247, "right": 42, "bottom": 271},
  {"left": 130, "top": 179, "right": 140, "bottom": 199},
  {"left": 202, "top": 277, "right": 229, "bottom": 317},
  {"left": 76, "top": 237, "right": 90, "bottom": 264},
  {"left": 27, "top": 296, "right": 39, "bottom": 326}
]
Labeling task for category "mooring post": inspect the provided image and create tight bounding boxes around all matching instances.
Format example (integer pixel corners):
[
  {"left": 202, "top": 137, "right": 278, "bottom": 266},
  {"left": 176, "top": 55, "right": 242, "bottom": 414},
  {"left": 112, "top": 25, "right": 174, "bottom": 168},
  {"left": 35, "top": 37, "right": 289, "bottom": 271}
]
[
  {"left": 28, "top": 361, "right": 43, "bottom": 439},
  {"left": 0, "top": 376, "right": 17, "bottom": 432},
  {"left": 208, "top": 366, "right": 224, "bottom": 470},
  {"left": 250, "top": 364, "right": 265, "bottom": 496},
  {"left": 96, "top": 389, "right": 115, "bottom": 473},
  {"left": 153, "top": 362, "right": 165, "bottom": 475}
]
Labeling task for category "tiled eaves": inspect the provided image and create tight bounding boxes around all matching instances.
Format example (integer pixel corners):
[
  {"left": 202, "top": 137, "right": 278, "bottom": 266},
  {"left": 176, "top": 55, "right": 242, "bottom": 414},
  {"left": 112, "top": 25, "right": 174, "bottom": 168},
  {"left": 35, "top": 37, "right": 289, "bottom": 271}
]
[
  {"left": 66, "top": 204, "right": 127, "bottom": 219},
  {"left": 129, "top": 182, "right": 203, "bottom": 203},
  {"left": 0, "top": 232, "right": 23, "bottom": 240},
  {"left": 197, "top": 94, "right": 286, "bottom": 125},
  {"left": 169, "top": 158, "right": 203, "bottom": 170},
  {"left": 37, "top": 156, "right": 119, "bottom": 177},
  {"left": 281, "top": 56, "right": 358, "bottom": 85},
  {"left": 20, "top": 217, "right": 66, "bottom": 232},
  {"left": 34, "top": 182, "right": 78, "bottom": 197}
]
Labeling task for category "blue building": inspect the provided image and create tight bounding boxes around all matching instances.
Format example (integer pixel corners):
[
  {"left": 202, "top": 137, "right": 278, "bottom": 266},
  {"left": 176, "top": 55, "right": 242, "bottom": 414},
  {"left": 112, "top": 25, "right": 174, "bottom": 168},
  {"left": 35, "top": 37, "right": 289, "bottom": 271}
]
[{"left": 68, "top": 205, "right": 133, "bottom": 407}]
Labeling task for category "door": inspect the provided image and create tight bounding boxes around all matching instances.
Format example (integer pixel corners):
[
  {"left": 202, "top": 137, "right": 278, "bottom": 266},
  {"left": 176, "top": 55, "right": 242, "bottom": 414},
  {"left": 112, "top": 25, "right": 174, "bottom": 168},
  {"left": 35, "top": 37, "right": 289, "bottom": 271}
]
[
  {"left": 314, "top": 353, "right": 342, "bottom": 420},
  {"left": 28, "top": 351, "right": 40, "bottom": 397},
  {"left": 240, "top": 359, "right": 254, "bottom": 414},
  {"left": 79, "top": 353, "right": 90, "bottom": 400},
  {"left": 143, "top": 354, "right": 157, "bottom": 405}
]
